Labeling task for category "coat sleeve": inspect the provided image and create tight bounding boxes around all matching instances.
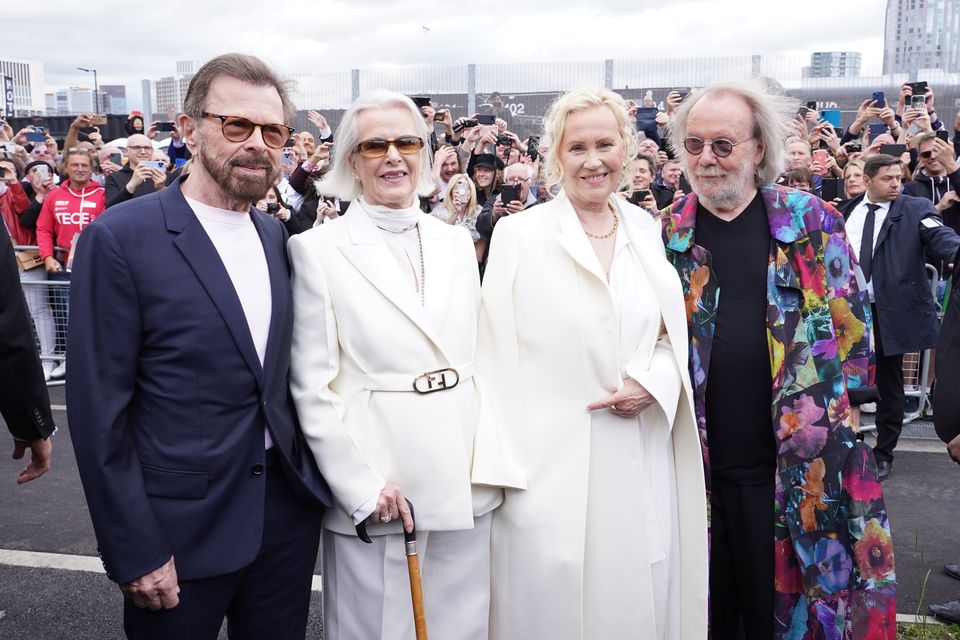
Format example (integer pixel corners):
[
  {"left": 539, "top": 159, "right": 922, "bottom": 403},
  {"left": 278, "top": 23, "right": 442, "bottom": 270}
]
[
  {"left": 287, "top": 233, "right": 386, "bottom": 516},
  {"left": 823, "top": 202, "right": 879, "bottom": 405},
  {"left": 0, "top": 231, "right": 55, "bottom": 441},
  {"left": 65, "top": 222, "right": 173, "bottom": 585},
  {"left": 35, "top": 197, "right": 56, "bottom": 260},
  {"left": 917, "top": 200, "right": 960, "bottom": 265},
  {"left": 104, "top": 173, "right": 134, "bottom": 209},
  {"left": 472, "top": 219, "right": 527, "bottom": 489}
]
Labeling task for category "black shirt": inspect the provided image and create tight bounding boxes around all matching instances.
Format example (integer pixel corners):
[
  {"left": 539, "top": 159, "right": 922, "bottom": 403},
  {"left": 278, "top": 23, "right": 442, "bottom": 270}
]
[{"left": 695, "top": 192, "right": 777, "bottom": 484}]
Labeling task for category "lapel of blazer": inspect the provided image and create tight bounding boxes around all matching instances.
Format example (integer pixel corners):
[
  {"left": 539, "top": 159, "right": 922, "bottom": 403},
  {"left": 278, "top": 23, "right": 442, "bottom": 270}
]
[
  {"left": 162, "top": 180, "right": 264, "bottom": 386},
  {"left": 875, "top": 197, "right": 903, "bottom": 253},
  {"left": 618, "top": 204, "right": 694, "bottom": 399},
  {"left": 251, "top": 212, "right": 288, "bottom": 390},
  {"left": 337, "top": 204, "right": 452, "bottom": 360},
  {"left": 554, "top": 194, "right": 609, "bottom": 286}
]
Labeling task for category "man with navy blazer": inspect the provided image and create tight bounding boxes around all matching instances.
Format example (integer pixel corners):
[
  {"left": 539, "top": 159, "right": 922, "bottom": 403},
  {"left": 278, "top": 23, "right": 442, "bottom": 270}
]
[
  {"left": 842, "top": 153, "right": 960, "bottom": 480},
  {"left": 67, "top": 54, "right": 330, "bottom": 638}
]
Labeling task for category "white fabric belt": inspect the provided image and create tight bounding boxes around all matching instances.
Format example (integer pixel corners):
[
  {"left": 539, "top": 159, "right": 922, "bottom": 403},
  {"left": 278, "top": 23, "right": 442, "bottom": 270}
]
[{"left": 361, "top": 363, "right": 475, "bottom": 393}]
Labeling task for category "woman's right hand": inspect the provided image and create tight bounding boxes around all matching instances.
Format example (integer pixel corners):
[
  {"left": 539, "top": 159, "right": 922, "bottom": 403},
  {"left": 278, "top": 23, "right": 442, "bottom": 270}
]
[{"left": 373, "top": 482, "right": 414, "bottom": 533}]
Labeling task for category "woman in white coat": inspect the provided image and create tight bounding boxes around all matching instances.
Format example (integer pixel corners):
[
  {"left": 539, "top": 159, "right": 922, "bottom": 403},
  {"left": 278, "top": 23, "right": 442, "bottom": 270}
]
[
  {"left": 474, "top": 87, "right": 709, "bottom": 639},
  {"left": 288, "top": 90, "right": 500, "bottom": 640}
]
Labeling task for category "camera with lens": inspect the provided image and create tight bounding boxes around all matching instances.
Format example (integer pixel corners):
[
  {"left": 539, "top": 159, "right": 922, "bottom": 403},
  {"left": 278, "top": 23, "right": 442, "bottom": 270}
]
[{"left": 497, "top": 133, "right": 512, "bottom": 147}]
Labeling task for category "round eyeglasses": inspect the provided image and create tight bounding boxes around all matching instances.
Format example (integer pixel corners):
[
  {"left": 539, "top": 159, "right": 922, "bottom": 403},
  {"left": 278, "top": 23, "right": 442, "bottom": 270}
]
[
  {"left": 683, "top": 136, "right": 753, "bottom": 158},
  {"left": 202, "top": 112, "right": 294, "bottom": 149}
]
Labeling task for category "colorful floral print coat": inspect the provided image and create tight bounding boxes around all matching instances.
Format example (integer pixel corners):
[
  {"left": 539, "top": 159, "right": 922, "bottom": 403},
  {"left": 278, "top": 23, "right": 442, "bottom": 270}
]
[{"left": 661, "top": 186, "right": 896, "bottom": 639}]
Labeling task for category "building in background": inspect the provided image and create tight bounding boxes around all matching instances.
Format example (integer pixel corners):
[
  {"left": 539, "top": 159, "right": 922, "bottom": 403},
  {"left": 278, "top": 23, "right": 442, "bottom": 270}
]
[
  {"left": 101, "top": 85, "right": 127, "bottom": 114},
  {"left": 884, "top": 0, "right": 960, "bottom": 76},
  {"left": 807, "top": 51, "right": 861, "bottom": 78},
  {"left": 141, "top": 79, "right": 153, "bottom": 125},
  {"left": 0, "top": 56, "right": 45, "bottom": 115},
  {"left": 47, "top": 87, "right": 98, "bottom": 115}
]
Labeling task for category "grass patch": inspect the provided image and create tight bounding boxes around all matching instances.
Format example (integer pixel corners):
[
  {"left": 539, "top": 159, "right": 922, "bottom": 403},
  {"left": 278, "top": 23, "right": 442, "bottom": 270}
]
[{"left": 897, "top": 621, "right": 960, "bottom": 639}]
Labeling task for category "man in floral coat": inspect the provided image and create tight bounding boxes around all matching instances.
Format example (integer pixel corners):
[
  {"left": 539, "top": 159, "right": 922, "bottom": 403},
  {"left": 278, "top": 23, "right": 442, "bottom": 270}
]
[{"left": 661, "top": 79, "right": 896, "bottom": 639}]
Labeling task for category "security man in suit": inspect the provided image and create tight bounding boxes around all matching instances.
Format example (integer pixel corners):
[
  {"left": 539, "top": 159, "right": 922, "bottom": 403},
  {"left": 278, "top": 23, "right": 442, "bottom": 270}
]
[
  {"left": 0, "top": 230, "right": 54, "bottom": 483},
  {"left": 67, "top": 54, "right": 331, "bottom": 639},
  {"left": 843, "top": 153, "right": 960, "bottom": 480}
]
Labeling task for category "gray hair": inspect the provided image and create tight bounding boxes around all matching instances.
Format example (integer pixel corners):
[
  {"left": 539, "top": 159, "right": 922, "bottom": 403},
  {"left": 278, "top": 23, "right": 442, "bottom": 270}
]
[
  {"left": 182, "top": 53, "right": 296, "bottom": 124},
  {"left": 668, "top": 78, "right": 798, "bottom": 187},
  {"left": 504, "top": 162, "right": 535, "bottom": 181},
  {"left": 317, "top": 89, "right": 434, "bottom": 201}
]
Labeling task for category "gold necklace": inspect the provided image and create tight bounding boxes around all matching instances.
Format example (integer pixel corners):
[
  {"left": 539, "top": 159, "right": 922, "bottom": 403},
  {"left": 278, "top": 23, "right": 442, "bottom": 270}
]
[{"left": 582, "top": 203, "right": 618, "bottom": 240}]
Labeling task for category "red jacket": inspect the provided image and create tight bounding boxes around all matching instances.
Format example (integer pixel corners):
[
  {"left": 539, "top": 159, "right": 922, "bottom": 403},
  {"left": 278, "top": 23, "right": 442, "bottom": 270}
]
[
  {"left": 0, "top": 181, "right": 33, "bottom": 246},
  {"left": 36, "top": 182, "right": 105, "bottom": 260}
]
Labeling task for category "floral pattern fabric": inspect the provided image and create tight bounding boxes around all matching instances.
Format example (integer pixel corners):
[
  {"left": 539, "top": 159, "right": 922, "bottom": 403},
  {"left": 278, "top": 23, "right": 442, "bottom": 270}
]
[{"left": 661, "top": 185, "right": 896, "bottom": 639}]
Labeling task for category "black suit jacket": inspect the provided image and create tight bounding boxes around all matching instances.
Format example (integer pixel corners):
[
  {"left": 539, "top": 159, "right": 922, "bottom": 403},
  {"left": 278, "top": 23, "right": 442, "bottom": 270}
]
[
  {"left": 934, "top": 245, "right": 960, "bottom": 444},
  {"left": 67, "top": 176, "right": 331, "bottom": 585},
  {"left": 0, "top": 232, "right": 55, "bottom": 442},
  {"left": 844, "top": 193, "right": 960, "bottom": 355}
]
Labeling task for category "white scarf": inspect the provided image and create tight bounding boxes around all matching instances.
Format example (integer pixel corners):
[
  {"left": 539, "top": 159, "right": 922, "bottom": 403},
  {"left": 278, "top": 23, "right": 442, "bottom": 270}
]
[{"left": 359, "top": 196, "right": 425, "bottom": 304}]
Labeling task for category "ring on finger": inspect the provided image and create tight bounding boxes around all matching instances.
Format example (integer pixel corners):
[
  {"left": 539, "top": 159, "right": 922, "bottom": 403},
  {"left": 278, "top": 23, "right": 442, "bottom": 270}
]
[{"left": 380, "top": 514, "right": 392, "bottom": 523}]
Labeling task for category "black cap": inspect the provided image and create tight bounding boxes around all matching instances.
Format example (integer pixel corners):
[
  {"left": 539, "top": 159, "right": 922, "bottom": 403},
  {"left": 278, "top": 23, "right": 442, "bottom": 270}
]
[{"left": 474, "top": 153, "right": 503, "bottom": 170}]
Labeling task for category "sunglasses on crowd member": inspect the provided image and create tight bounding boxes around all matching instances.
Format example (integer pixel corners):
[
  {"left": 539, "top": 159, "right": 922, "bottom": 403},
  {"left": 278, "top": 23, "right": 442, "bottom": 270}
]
[
  {"left": 683, "top": 137, "right": 753, "bottom": 158},
  {"left": 355, "top": 136, "right": 425, "bottom": 158},
  {"left": 202, "top": 112, "right": 295, "bottom": 149},
  {"left": 920, "top": 150, "right": 937, "bottom": 159}
]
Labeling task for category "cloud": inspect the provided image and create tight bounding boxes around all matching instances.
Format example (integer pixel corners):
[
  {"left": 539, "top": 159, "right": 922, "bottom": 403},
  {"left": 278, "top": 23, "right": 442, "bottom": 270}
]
[{"left": 9, "top": 0, "right": 889, "bottom": 111}]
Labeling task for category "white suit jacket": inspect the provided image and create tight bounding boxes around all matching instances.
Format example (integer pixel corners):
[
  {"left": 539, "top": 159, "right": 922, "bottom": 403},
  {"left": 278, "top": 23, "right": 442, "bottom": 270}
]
[{"left": 288, "top": 203, "right": 500, "bottom": 535}]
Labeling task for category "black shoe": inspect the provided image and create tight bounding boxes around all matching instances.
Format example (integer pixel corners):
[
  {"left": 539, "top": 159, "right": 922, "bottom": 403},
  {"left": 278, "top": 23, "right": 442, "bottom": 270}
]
[
  {"left": 946, "top": 564, "right": 960, "bottom": 581},
  {"left": 929, "top": 600, "right": 960, "bottom": 624},
  {"left": 876, "top": 460, "right": 892, "bottom": 481}
]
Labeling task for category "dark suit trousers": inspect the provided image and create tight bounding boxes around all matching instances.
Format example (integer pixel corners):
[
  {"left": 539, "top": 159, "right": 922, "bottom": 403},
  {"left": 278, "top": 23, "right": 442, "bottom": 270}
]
[
  {"left": 123, "top": 450, "right": 323, "bottom": 639},
  {"left": 709, "top": 478, "right": 775, "bottom": 640},
  {"left": 871, "top": 305, "right": 906, "bottom": 463}
]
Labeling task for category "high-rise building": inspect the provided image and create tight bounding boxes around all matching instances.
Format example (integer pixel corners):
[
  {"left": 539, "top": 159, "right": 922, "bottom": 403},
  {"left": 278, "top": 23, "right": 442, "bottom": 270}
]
[
  {"left": 884, "top": 0, "right": 960, "bottom": 76},
  {"left": 0, "top": 56, "right": 45, "bottom": 115},
  {"left": 141, "top": 79, "right": 153, "bottom": 124},
  {"left": 101, "top": 84, "right": 127, "bottom": 114},
  {"left": 809, "top": 52, "right": 861, "bottom": 78},
  {"left": 176, "top": 60, "right": 203, "bottom": 76},
  {"left": 153, "top": 75, "right": 192, "bottom": 115},
  {"left": 51, "top": 87, "right": 98, "bottom": 115}
]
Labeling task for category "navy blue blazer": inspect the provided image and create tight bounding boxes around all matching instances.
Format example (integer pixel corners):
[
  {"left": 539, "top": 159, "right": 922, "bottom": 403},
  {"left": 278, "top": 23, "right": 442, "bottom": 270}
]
[
  {"left": 843, "top": 193, "right": 960, "bottom": 355},
  {"left": 67, "top": 176, "right": 331, "bottom": 585}
]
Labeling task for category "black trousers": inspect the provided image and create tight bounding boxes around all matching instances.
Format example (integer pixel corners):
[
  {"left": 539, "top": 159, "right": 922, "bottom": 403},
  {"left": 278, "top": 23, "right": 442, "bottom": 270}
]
[
  {"left": 871, "top": 305, "right": 906, "bottom": 463},
  {"left": 123, "top": 450, "right": 324, "bottom": 639},
  {"left": 709, "top": 478, "right": 775, "bottom": 640}
]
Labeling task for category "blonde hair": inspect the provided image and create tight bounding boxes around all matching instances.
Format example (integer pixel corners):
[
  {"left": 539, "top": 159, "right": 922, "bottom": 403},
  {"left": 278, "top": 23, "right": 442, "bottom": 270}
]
[
  {"left": 317, "top": 89, "right": 434, "bottom": 201},
  {"left": 443, "top": 173, "right": 478, "bottom": 219},
  {"left": 541, "top": 86, "right": 638, "bottom": 194}
]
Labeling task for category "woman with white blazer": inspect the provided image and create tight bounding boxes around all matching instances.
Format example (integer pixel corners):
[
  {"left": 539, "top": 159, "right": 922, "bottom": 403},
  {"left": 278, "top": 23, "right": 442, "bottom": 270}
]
[
  {"left": 474, "top": 87, "right": 709, "bottom": 639},
  {"left": 287, "top": 90, "right": 500, "bottom": 640}
]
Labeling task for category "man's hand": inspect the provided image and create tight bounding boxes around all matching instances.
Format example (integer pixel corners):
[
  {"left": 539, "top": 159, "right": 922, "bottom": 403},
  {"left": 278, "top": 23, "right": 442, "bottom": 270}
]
[
  {"left": 121, "top": 556, "right": 180, "bottom": 610},
  {"left": 878, "top": 107, "right": 897, "bottom": 128},
  {"left": 655, "top": 111, "right": 669, "bottom": 127},
  {"left": 492, "top": 196, "right": 508, "bottom": 221},
  {"left": 505, "top": 198, "right": 524, "bottom": 214},
  {"left": 936, "top": 191, "right": 960, "bottom": 213},
  {"left": 12, "top": 438, "right": 52, "bottom": 484},
  {"left": 145, "top": 122, "right": 159, "bottom": 140},
  {"left": 127, "top": 164, "right": 158, "bottom": 193},
  {"left": 307, "top": 110, "right": 328, "bottom": 133},
  {"left": 932, "top": 138, "right": 959, "bottom": 173},
  {"left": 43, "top": 257, "right": 61, "bottom": 274},
  {"left": 70, "top": 113, "right": 94, "bottom": 131}
]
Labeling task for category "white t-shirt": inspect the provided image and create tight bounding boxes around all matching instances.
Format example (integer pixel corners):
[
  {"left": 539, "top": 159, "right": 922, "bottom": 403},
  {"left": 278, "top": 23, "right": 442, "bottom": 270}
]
[{"left": 186, "top": 196, "right": 273, "bottom": 448}]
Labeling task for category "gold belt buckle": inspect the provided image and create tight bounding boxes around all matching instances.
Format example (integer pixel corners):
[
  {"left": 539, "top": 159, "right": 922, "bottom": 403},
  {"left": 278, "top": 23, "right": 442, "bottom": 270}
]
[{"left": 413, "top": 368, "right": 460, "bottom": 394}]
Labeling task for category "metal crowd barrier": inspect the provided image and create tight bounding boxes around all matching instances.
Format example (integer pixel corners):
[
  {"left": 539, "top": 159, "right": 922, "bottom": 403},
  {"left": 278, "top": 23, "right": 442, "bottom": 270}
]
[
  {"left": 900, "top": 264, "right": 942, "bottom": 425},
  {"left": 14, "top": 245, "right": 69, "bottom": 387}
]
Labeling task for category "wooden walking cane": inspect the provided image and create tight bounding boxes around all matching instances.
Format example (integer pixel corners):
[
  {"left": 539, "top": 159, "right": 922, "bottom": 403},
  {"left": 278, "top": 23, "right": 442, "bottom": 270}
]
[
  {"left": 403, "top": 499, "right": 428, "bottom": 640},
  {"left": 354, "top": 498, "right": 428, "bottom": 639}
]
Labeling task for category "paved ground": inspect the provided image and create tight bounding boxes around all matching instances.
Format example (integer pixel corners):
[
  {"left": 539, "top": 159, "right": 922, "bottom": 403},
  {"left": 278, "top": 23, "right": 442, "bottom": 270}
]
[{"left": 0, "top": 387, "right": 957, "bottom": 638}]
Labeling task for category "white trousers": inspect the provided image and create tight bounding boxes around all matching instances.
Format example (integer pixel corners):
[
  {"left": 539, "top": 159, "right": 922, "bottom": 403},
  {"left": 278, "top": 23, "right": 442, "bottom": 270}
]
[
  {"left": 322, "top": 512, "right": 492, "bottom": 640},
  {"left": 19, "top": 267, "right": 56, "bottom": 359}
]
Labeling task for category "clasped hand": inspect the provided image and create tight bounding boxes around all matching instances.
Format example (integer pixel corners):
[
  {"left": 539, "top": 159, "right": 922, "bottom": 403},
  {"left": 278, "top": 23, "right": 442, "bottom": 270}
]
[{"left": 586, "top": 377, "right": 655, "bottom": 418}]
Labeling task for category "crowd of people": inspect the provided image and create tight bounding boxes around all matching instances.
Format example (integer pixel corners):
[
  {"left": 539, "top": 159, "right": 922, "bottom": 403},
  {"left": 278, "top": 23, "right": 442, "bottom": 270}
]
[{"left": 2, "top": 51, "right": 960, "bottom": 638}]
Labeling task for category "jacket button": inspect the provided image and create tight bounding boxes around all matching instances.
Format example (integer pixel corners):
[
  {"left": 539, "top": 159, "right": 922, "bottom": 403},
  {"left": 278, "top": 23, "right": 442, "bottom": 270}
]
[{"left": 251, "top": 464, "right": 265, "bottom": 476}]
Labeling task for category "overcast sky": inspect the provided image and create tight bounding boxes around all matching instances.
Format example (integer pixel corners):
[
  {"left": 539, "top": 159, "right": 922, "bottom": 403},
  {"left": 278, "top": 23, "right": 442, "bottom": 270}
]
[{"left": 5, "top": 0, "right": 887, "bottom": 110}]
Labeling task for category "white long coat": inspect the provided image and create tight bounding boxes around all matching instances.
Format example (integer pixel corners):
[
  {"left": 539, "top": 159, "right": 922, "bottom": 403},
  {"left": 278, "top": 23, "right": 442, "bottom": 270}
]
[
  {"left": 473, "top": 195, "right": 709, "bottom": 639},
  {"left": 288, "top": 203, "right": 500, "bottom": 536}
]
